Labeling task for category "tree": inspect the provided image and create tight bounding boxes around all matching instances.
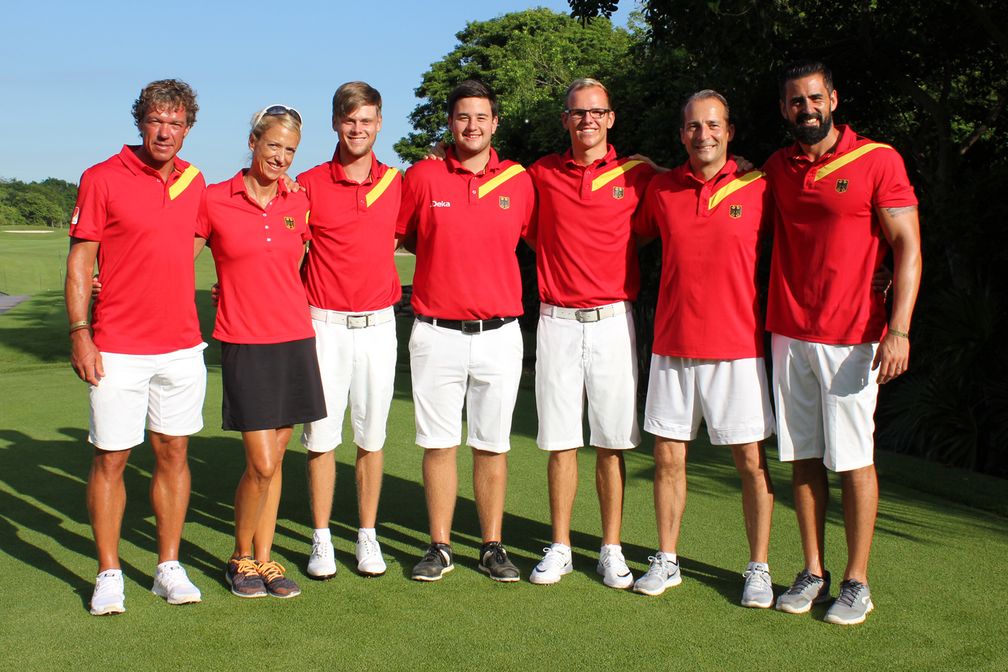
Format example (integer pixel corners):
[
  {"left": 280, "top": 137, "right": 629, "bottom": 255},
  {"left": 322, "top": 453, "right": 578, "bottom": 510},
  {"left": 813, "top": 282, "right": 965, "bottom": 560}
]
[
  {"left": 570, "top": 0, "right": 1008, "bottom": 475},
  {"left": 394, "top": 8, "right": 634, "bottom": 166}
]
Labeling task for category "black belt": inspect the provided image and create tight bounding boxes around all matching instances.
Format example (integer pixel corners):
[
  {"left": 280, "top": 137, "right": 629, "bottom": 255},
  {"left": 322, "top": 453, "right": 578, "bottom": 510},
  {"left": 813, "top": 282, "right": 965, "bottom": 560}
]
[{"left": 417, "top": 314, "right": 516, "bottom": 334}]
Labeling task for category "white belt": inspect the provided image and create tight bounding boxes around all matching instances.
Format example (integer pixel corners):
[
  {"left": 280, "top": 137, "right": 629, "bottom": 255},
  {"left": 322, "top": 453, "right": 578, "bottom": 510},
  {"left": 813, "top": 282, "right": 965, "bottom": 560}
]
[
  {"left": 540, "top": 301, "right": 629, "bottom": 323},
  {"left": 310, "top": 305, "right": 395, "bottom": 329}
]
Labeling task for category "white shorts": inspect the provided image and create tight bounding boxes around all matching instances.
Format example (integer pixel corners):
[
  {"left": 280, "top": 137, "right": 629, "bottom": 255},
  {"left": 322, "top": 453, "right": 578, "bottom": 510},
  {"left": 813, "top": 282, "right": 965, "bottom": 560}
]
[
  {"left": 643, "top": 355, "right": 775, "bottom": 445},
  {"left": 535, "top": 302, "right": 640, "bottom": 451},
  {"left": 302, "top": 307, "right": 397, "bottom": 452},
  {"left": 771, "top": 334, "right": 879, "bottom": 472},
  {"left": 89, "top": 343, "right": 208, "bottom": 451},
  {"left": 408, "top": 318, "right": 522, "bottom": 453}
]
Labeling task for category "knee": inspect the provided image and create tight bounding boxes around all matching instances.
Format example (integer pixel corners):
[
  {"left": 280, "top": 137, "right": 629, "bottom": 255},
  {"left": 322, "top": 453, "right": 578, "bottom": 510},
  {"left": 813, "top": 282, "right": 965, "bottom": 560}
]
[{"left": 92, "top": 449, "right": 129, "bottom": 477}]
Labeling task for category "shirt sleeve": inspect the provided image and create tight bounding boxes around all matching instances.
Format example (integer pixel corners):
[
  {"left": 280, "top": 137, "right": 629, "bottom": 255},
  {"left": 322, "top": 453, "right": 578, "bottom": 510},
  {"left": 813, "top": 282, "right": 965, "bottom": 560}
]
[
  {"left": 872, "top": 148, "right": 918, "bottom": 209},
  {"left": 195, "top": 191, "right": 211, "bottom": 241},
  {"left": 632, "top": 179, "right": 661, "bottom": 238},
  {"left": 396, "top": 165, "right": 422, "bottom": 237},
  {"left": 68, "top": 168, "right": 108, "bottom": 241}
]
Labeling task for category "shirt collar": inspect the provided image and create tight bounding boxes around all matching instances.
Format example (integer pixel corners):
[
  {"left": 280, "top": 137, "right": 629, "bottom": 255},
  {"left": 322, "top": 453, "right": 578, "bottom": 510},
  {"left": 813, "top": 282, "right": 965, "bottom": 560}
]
[
  {"left": 117, "top": 144, "right": 191, "bottom": 178},
  {"left": 228, "top": 169, "right": 290, "bottom": 198},
  {"left": 562, "top": 144, "right": 618, "bottom": 169},
  {"left": 328, "top": 146, "right": 382, "bottom": 184},
  {"left": 445, "top": 146, "right": 501, "bottom": 175}
]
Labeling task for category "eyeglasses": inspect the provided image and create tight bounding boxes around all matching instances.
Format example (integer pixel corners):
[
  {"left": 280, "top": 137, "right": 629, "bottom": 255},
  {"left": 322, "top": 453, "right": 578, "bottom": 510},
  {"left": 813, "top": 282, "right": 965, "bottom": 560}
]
[
  {"left": 564, "top": 108, "right": 612, "bottom": 121},
  {"left": 252, "top": 104, "right": 302, "bottom": 128}
]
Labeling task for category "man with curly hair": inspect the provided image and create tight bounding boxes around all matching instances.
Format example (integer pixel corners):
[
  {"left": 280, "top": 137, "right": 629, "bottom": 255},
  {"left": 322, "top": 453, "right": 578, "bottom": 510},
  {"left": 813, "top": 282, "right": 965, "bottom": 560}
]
[{"left": 66, "top": 79, "right": 207, "bottom": 615}]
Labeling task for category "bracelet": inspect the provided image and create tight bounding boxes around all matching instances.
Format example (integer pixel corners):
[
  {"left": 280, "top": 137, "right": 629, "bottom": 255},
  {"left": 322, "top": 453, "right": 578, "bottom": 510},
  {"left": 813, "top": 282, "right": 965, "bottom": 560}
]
[
  {"left": 888, "top": 328, "right": 909, "bottom": 339},
  {"left": 69, "top": 321, "right": 91, "bottom": 335}
]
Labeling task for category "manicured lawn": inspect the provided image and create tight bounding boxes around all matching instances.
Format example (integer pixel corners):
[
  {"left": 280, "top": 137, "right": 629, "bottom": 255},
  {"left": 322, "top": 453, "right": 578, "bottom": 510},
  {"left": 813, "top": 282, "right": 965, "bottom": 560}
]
[{"left": 1, "top": 233, "right": 1005, "bottom": 671}]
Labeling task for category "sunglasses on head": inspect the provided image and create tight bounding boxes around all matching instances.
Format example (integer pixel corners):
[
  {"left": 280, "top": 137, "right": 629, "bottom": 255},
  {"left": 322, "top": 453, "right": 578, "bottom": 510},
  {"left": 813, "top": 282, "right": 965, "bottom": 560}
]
[{"left": 253, "top": 104, "right": 302, "bottom": 127}]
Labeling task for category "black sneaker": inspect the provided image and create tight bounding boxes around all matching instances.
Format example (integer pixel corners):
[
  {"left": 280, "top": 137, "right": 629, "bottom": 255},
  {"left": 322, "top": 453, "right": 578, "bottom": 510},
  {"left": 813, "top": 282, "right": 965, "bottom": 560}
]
[
  {"left": 412, "top": 543, "right": 454, "bottom": 581},
  {"left": 479, "top": 541, "right": 520, "bottom": 582}
]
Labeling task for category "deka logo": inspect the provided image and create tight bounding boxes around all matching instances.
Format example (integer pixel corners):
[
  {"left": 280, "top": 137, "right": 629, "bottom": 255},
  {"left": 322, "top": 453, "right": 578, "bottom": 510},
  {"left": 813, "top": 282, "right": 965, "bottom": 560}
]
[{"left": 430, "top": 200, "right": 452, "bottom": 208}]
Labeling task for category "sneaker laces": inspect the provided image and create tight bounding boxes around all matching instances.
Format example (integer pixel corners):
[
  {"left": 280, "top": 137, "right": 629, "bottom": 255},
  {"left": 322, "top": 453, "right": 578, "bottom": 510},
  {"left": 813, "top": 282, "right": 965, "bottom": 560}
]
[
  {"left": 423, "top": 545, "right": 449, "bottom": 566},
  {"left": 785, "top": 570, "right": 820, "bottom": 595},
  {"left": 644, "top": 554, "right": 670, "bottom": 577},
  {"left": 484, "top": 543, "right": 508, "bottom": 565},
  {"left": 834, "top": 580, "right": 866, "bottom": 607},
  {"left": 601, "top": 548, "right": 627, "bottom": 569},
  {"left": 358, "top": 535, "right": 379, "bottom": 559},
  {"left": 312, "top": 539, "right": 333, "bottom": 558},
  {"left": 538, "top": 546, "right": 569, "bottom": 570},
  {"left": 233, "top": 557, "right": 260, "bottom": 578},
  {"left": 157, "top": 564, "right": 187, "bottom": 590},
  {"left": 257, "top": 560, "right": 287, "bottom": 583},
  {"left": 743, "top": 567, "right": 772, "bottom": 591}
]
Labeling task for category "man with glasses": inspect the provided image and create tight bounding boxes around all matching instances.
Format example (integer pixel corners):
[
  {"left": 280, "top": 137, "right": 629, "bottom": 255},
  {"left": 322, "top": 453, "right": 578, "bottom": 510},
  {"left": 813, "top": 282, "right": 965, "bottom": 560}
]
[
  {"left": 526, "top": 78, "right": 656, "bottom": 589},
  {"left": 296, "top": 82, "right": 401, "bottom": 580},
  {"left": 65, "top": 79, "right": 207, "bottom": 615}
]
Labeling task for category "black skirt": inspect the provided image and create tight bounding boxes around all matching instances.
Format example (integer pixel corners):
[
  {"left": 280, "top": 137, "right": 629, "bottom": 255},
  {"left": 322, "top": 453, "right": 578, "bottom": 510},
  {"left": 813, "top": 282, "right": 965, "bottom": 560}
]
[{"left": 220, "top": 337, "right": 327, "bottom": 432}]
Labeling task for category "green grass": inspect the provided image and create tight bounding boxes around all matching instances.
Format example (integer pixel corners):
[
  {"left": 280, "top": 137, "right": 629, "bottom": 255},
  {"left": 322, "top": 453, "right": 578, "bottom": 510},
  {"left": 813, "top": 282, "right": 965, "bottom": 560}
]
[{"left": 1, "top": 233, "right": 1006, "bottom": 671}]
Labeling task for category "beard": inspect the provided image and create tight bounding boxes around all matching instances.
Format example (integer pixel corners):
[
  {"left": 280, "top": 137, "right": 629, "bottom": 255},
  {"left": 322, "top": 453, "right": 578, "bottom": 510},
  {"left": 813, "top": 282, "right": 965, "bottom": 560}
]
[{"left": 789, "top": 111, "right": 833, "bottom": 145}]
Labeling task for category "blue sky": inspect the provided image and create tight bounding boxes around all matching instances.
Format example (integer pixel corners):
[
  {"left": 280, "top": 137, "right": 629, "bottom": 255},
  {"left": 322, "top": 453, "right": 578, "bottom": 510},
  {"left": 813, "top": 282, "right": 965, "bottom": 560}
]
[{"left": 2, "top": 1, "right": 632, "bottom": 185}]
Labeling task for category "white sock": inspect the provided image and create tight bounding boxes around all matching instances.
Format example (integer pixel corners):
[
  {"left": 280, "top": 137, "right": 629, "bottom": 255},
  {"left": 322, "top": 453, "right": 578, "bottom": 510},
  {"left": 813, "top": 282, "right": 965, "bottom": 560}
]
[
  {"left": 550, "top": 542, "right": 572, "bottom": 556},
  {"left": 98, "top": 568, "right": 123, "bottom": 578},
  {"left": 662, "top": 552, "right": 678, "bottom": 564},
  {"left": 156, "top": 560, "right": 180, "bottom": 572},
  {"left": 747, "top": 560, "right": 769, "bottom": 572},
  {"left": 313, "top": 528, "right": 331, "bottom": 543},
  {"left": 601, "top": 544, "right": 622, "bottom": 554},
  {"left": 359, "top": 527, "right": 377, "bottom": 540}
]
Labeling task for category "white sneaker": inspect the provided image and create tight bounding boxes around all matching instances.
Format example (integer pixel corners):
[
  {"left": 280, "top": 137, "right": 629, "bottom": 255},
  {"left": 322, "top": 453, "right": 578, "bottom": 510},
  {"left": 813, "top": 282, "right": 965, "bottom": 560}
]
[
  {"left": 356, "top": 532, "right": 387, "bottom": 576},
  {"left": 633, "top": 553, "right": 682, "bottom": 596},
  {"left": 529, "top": 544, "right": 573, "bottom": 585},
  {"left": 307, "top": 535, "right": 337, "bottom": 579},
  {"left": 151, "top": 562, "right": 201, "bottom": 605},
  {"left": 597, "top": 545, "right": 633, "bottom": 589},
  {"left": 90, "top": 569, "right": 125, "bottom": 616}
]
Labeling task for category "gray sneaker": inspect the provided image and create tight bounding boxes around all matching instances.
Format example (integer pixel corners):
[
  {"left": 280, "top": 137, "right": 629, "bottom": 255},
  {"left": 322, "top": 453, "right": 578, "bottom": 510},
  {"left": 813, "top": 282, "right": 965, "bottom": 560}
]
[
  {"left": 632, "top": 553, "right": 681, "bottom": 596},
  {"left": 740, "top": 561, "right": 773, "bottom": 608},
  {"left": 775, "top": 569, "right": 831, "bottom": 614},
  {"left": 824, "top": 579, "right": 874, "bottom": 625}
]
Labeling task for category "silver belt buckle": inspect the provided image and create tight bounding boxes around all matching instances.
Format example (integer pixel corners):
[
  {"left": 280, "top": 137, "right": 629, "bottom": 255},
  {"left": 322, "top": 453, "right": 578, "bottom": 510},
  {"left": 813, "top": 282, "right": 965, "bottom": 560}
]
[
  {"left": 347, "top": 314, "right": 370, "bottom": 329},
  {"left": 575, "top": 308, "right": 600, "bottom": 323}
]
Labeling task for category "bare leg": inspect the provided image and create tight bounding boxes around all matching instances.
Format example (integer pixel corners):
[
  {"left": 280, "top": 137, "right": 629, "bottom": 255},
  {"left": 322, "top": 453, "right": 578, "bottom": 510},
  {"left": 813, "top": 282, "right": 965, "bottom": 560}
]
[
  {"left": 423, "top": 446, "right": 457, "bottom": 544},
  {"left": 149, "top": 432, "right": 191, "bottom": 564},
  {"left": 356, "top": 447, "right": 384, "bottom": 529},
  {"left": 473, "top": 448, "right": 508, "bottom": 543},
  {"left": 233, "top": 429, "right": 283, "bottom": 559},
  {"left": 596, "top": 448, "right": 627, "bottom": 546},
  {"left": 791, "top": 458, "right": 828, "bottom": 576},
  {"left": 840, "top": 464, "right": 878, "bottom": 583},
  {"left": 653, "top": 438, "right": 688, "bottom": 553},
  {"left": 88, "top": 448, "right": 131, "bottom": 571},
  {"left": 251, "top": 427, "right": 292, "bottom": 562},
  {"left": 547, "top": 449, "right": 578, "bottom": 546},
  {"left": 730, "top": 441, "right": 774, "bottom": 564},
  {"left": 306, "top": 450, "right": 335, "bottom": 530}
]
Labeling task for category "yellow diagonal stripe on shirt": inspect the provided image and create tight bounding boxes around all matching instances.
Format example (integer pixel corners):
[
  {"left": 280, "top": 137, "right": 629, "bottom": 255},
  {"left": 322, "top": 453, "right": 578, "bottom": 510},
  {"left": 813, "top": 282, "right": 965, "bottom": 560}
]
[
  {"left": 590, "top": 160, "right": 644, "bottom": 192},
  {"left": 477, "top": 164, "right": 526, "bottom": 199},
  {"left": 168, "top": 166, "right": 201, "bottom": 200},
  {"left": 365, "top": 168, "right": 399, "bottom": 207},
  {"left": 708, "top": 170, "right": 765, "bottom": 210},
  {"left": 814, "top": 143, "right": 890, "bottom": 182}
]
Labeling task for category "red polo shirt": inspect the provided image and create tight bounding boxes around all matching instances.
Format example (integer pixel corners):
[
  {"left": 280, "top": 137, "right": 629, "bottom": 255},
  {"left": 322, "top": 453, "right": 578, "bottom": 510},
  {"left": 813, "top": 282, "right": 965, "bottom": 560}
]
[
  {"left": 528, "top": 145, "right": 656, "bottom": 307},
  {"left": 634, "top": 158, "right": 770, "bottom": 359},
  {"left": 197, "top": 171, "right": 313, "bottom": 344},
  {"left": 764, "top": 125, "right": 918, "bottom": 344},
  {"left": 297, "top": 149, "right": 402, "bottom": 312},
  {"left": 70, "top": 145, "right": 204, "bottom": 355},
  {"left": 396, "top": 147, "right": 534, "bottom": 320}
]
